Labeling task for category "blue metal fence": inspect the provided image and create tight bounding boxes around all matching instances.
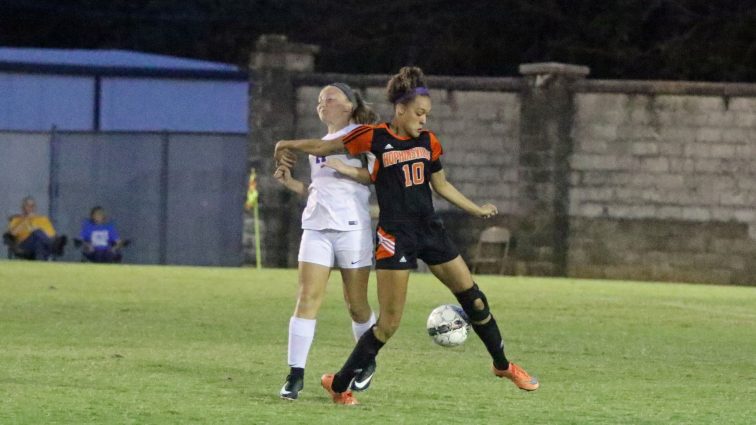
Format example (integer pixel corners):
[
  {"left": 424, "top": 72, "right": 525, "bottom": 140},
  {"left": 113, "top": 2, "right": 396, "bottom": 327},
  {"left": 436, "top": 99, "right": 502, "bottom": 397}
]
[{"left": 1, "top": 130, "right": 248, "bottom": 266}]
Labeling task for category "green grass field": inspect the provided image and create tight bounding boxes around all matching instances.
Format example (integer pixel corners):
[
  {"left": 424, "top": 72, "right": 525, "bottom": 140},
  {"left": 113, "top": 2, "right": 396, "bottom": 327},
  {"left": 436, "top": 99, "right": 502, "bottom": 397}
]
[{"left": 1, "top": 262, "right": 755, "bottom": 424}]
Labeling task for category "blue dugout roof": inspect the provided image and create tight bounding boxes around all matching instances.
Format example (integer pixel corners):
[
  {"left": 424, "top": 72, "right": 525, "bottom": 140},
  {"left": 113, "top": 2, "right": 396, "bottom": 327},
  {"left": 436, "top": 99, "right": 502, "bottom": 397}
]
[{"left": 0, "top": 47, "right": 246, "bottom": 80}]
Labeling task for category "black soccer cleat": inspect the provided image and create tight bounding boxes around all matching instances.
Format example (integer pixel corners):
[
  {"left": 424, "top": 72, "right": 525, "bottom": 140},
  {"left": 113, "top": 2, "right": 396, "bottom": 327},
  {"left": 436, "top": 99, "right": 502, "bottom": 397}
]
[
  {"left": 279, "top": 373, "right": 304, "bottom": 400},
  {"left": 350, "top": 359, "right": 376, "bottom": 392}
]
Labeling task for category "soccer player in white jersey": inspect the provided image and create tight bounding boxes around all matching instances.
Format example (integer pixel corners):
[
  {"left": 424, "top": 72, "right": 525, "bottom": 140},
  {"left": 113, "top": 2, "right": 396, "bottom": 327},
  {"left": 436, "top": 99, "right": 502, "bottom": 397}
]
[{"left": 274, "top": 83, "right": 379, "bottom": 400}]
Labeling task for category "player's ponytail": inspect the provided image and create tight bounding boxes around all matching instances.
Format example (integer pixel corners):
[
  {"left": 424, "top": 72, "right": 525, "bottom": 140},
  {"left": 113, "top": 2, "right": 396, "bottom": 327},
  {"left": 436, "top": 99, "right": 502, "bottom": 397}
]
[
  {"left": 386, "top": 66, "right": 429, "bottom": 104},
  {"left": 328, "top": 82, "right": 379, "bottom": 125},
  {"left": 351, "top": 90, "right": 379, "bottom": 124}
]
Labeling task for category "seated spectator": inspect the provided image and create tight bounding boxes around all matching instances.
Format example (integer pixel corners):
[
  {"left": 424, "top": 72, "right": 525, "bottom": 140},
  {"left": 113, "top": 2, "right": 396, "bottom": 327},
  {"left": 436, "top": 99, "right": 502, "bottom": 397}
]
[
  {"left": 79, "top": 206, "right": 124, "bottom": 263},
  {"left": 5, "top": 196, "right": 62, "bottom": 260}
]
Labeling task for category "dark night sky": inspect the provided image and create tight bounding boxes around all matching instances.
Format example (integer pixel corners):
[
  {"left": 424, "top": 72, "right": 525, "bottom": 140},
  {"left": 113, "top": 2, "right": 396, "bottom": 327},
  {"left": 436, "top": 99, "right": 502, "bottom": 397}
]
[{"left": 2, "top": 0, "right": 756, "bottom": 81}]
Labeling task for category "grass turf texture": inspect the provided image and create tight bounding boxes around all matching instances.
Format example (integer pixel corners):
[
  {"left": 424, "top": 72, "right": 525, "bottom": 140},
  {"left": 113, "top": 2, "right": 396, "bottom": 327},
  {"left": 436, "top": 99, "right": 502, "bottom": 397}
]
[{"left": 1, "top": 262, "right": 754, "bottom": 424}]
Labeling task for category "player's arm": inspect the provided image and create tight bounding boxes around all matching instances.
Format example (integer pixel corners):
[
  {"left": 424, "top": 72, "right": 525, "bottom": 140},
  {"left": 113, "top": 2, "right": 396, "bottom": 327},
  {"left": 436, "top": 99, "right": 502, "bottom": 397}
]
[
  {"left": 274, "top": 166, "right": 307, "bottom": 197},
  {"left": 322, "top": 158, "right": 372, "bottom": 185},
  {"left": 274, "top": 138, "right": 345, "bottom": 164},
  {"left": 430, "top": 170, "right": 497, "bottom": 218}
]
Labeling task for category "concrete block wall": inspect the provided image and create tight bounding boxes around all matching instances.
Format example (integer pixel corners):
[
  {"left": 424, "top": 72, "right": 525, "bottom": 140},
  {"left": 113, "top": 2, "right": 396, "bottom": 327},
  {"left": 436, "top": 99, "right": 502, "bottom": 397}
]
[
  {"left": 569, "top": 87, "right": 756, "bottom": 284},
  {"left": 249, "top": 35, "right": 756, "bottom": 285}
]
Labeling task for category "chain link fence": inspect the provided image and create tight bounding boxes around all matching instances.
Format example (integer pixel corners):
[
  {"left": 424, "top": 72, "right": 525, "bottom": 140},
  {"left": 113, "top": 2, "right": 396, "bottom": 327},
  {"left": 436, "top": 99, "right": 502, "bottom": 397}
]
[{"left": 1, "top": 130, "right": 248, "bottom": 266}]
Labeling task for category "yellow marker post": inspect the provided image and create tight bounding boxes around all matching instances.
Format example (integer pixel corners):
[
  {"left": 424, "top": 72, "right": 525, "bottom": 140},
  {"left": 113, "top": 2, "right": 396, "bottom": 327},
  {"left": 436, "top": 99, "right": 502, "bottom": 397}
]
[{"left": 245, "top": 169, "right": 261, "bottom": 269}]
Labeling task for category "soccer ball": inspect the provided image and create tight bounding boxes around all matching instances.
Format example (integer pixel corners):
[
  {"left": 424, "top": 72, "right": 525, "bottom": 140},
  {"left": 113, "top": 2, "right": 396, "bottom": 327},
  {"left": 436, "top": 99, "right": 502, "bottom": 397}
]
[{"left": 426, "top": 304, "right": 471, "bottom": 347}]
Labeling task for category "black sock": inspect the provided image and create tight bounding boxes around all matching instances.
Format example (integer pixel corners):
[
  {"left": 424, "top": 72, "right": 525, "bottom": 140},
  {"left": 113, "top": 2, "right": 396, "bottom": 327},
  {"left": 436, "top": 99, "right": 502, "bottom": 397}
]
[
  {"left": 289, "top": 367, "right": 304, "bottom": 379},
  {"left": 332, "top": 326, "right": 385, "bottom": 392},
  {"left": 472, "top": 316, "right": 509, "bottom": 371}
]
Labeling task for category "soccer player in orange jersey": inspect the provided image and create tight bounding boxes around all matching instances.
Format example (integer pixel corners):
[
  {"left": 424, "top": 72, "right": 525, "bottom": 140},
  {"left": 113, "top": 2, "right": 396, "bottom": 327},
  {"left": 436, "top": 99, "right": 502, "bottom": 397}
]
[{"left": 275, "top": 67, "right": 538, "bottom": 405}]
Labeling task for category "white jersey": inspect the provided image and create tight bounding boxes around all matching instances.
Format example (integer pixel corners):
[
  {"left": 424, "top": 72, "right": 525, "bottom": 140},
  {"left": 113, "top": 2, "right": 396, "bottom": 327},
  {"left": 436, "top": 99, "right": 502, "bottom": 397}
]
[{"left": 301, "top": 123, "right": 374, "bottom": 231}]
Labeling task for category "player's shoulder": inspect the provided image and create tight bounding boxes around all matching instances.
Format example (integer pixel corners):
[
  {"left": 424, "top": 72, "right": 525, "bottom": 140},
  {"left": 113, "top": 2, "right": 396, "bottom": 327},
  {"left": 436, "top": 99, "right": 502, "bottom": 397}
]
[
  {"left": 420, "top": 129, "right": 442, "bottom": 143},
  {"left": 343, "top": 123, "right": 390, "bottom": 144},
  {"left": 354, "top": 122, "right": 393, "bottom": 132},
  {"left": 344, "top": 123, "right": 383, "bottom": 136},
  {"left": 358, "top": 123, "right": 389, "bottom": 134},
  {"left": 355, "top": 123, "right": 384, "bottom": 130}
]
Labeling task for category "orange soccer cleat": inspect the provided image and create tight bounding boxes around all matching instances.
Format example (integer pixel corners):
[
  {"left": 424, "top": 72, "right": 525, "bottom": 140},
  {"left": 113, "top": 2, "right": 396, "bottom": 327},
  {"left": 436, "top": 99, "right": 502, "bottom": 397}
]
[
  {"left": 492, "top": 362, "right": 540, "bottom": 391},
  {"left": 321, "top": 374, "right": 359, "bottom": 405}
]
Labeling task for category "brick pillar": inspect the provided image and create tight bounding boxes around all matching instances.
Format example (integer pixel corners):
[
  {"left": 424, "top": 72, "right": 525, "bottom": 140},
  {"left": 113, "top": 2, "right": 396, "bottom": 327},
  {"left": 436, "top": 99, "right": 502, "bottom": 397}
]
[
  {"left": 246, "top": 34, "right": 319, "bottom": 267},
  {"left": 516, "top": 62, "right": 590, "bottom": 276}
]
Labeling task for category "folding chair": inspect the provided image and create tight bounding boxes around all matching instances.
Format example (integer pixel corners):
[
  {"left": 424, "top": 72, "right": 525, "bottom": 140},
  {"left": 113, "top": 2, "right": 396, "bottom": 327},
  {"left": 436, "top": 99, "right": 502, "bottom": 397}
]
[
  {"left": 3, "top": 231, "right": 18, "bottom": 259},
  {"left": 3, "top": 215, "right": 67, "bottom": 261},
  {"left": 73, "top": 237, "right": 131, "bottom": 263},
  {"left": 470, "top": 226, "right": 511, "bottom": 275}
]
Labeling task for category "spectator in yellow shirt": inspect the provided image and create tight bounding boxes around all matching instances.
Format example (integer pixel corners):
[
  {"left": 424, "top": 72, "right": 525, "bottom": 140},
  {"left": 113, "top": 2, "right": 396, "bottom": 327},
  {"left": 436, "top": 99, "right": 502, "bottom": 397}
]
[{"left": 7, "top": 196, "right": 57, "bottom": 260}]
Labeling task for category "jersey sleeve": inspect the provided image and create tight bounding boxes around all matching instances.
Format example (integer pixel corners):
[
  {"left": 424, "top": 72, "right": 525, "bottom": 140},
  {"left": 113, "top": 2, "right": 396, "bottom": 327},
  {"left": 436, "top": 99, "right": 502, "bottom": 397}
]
[
  {"left": 342, "top": 125, "right": 374, "bottom": 155},
  {"left": 429, "top": 131, "right": 444, "bottom": 173}
]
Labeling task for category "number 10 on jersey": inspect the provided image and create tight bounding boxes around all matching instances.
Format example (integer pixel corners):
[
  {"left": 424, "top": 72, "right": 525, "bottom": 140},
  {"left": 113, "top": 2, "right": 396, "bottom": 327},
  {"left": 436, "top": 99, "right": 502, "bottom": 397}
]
[{"left": 402, "top": 162, "right": 425, "bottom": 187}]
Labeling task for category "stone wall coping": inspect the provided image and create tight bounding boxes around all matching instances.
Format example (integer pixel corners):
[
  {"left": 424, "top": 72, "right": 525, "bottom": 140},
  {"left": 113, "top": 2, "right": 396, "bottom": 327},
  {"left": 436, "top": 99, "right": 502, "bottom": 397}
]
[
  {"left": 287, "top": 69, "right": 756, "bottom": 97},
  {"left": 576, "top": 79, "right": 756, "bottom": 96},
  {"left": 519, "top": 62, "right": 591, "bottom": 77},
  {"left": 292, "top": 72, "right": 523, "bottom": 91},
  {"left": 254, "top": 34, "right": 320, "bottom": 55}
]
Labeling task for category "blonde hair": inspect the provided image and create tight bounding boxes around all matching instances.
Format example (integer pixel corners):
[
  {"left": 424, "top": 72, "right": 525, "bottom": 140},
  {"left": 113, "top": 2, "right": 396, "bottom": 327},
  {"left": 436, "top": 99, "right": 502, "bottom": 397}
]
[
  {"left": 329, "top": 82, "right": 379, "bottom": 124},
  {"left": 351, "top": 90, "right": 379, "bottom": 124}
]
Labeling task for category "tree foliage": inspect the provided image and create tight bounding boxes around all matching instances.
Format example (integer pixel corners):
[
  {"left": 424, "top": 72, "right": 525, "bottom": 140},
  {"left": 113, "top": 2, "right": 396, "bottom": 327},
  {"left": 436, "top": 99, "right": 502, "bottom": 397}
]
[{"left": 2, "top": 0, "right": 755, "bottom": 81}]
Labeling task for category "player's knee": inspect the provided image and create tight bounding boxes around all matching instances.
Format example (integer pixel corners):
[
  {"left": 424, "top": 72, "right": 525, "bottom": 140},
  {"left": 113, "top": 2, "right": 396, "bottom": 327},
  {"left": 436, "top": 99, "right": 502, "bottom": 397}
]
[
  {"left": 454, "top": 283, "right": 491, "bottom": 324},
  {"left": 473, "top": 298, "right": 485, "bottom": 311},
  {"left": 295, "top": 293, "right": 322, "bottom": 316},
  {"left": 348, "top": 304, "right": 371, "bottom": 323},
  {"left": 296, "top": 296, "right": 316, "bottom": 311},
  {"left": 470, "top": 298, "right": 491, "bottom": 324},
  {"left": 376, "top": 318, "right": 401, "bottom": 340}
]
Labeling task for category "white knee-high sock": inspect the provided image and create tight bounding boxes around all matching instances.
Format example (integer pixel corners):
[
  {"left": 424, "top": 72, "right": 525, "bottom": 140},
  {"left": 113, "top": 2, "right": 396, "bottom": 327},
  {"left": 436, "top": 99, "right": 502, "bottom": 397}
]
[
  {"left": 351, "top": 311, "right": 377, "bottom": 342},
  {"left": 288, "top": 316, "right": 316, "bottom": 369}
]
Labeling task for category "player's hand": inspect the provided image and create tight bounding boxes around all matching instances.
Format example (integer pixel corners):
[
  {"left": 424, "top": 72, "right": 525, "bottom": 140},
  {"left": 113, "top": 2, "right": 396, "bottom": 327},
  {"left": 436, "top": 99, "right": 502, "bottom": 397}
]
[
  {"left": 282, "top": 150, "right": 297, "bottom": 167},
  {"left": 274, "top": 141, "right": 296, "bottom": 166},
  {"left": 273, "top": 140, "right": 286, "bottom": 160},
  {"left": 478, "top": 203, "right": 498, "bottom": 219},
  {"left": 273, "top": 165, "right": 292, "bottom": 185},
  {"left": 276, "top": 149, "right": 297, "bottom": 168},
  {"left": 322, "top": 158, "right": 346, "bottom": 172}
]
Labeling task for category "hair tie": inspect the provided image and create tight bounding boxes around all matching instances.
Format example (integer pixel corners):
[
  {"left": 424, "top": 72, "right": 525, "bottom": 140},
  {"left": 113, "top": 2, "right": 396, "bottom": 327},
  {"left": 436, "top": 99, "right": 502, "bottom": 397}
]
[{"left": 394, "top": 86, "right": 430, "bottom": 104}]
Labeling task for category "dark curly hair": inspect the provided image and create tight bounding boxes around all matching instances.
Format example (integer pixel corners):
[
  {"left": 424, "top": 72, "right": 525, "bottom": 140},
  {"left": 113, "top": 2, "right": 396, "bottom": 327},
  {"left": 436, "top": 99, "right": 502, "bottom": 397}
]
[{"left": 386, "top": 66, "right": 429, "bottom": 105}]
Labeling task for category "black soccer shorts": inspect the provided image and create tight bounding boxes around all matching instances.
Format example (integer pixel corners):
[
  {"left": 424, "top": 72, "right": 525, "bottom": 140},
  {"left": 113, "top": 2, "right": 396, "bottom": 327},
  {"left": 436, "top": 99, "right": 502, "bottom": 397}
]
[{"left": 374, "top": 216, "right": 459, "bottom": 270}]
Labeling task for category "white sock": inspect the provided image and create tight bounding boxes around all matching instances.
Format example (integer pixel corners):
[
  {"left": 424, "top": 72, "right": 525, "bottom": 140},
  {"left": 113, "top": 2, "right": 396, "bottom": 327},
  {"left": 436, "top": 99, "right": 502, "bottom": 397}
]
[
  {"left": 351, "top": 311, "right": 377, "bottom": 342},
  {"left": 288, "top": 316, "right": 316, "bottom": 369}
]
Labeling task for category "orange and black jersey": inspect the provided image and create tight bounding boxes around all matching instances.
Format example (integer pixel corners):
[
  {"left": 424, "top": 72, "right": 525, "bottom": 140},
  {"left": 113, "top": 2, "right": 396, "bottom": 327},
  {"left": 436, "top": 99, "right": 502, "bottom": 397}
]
[{"left": 343, "top": 123, "right": 443, "bottom": 223}]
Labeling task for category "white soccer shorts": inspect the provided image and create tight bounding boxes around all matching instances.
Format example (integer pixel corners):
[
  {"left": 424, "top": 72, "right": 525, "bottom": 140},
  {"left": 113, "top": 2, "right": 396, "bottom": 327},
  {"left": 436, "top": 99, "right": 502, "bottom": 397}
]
[{"left": 298, "top": 228, "right": 373, "bottom": 269}]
